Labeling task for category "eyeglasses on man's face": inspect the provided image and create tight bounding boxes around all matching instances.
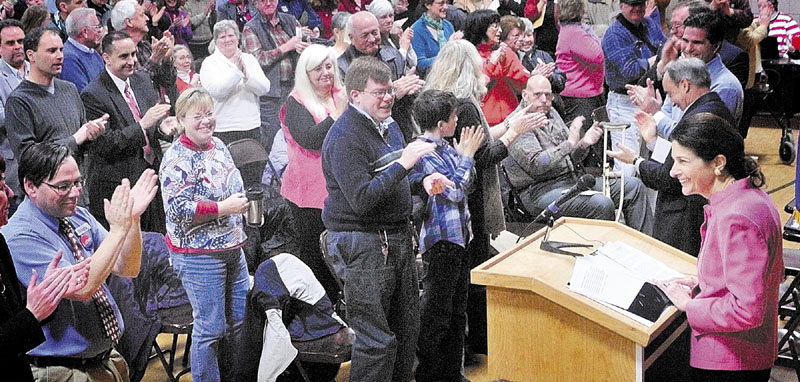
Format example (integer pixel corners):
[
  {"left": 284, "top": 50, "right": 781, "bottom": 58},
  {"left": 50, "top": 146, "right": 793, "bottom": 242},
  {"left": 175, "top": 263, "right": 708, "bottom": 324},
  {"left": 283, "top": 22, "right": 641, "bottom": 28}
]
[
  {"left": 362, "top": 87, "right": 396, "bottom": 98},
  {"left": 43, "top": 178, "right": 85, "bottom": 195}
]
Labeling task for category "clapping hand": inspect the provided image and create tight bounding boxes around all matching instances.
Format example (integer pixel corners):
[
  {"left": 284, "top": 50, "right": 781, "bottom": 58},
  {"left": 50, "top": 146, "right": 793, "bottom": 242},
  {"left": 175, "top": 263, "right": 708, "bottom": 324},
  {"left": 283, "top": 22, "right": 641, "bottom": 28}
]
[
  {"left": 454, "top": 126, "right": 485, "bottom": 158},
  {"left": 634, "top": 110, "right": 658, "bottom": 145},
  {"left": 104, "top": 180, "right": 134, "bottom": 233},
  {"left": 129, "top": 169, "right": 159, "bottom": 217},
  {"left": 580, "top": 121, "right": 603, "bottom": 147},
  {"left": 626, "top": 78, "right": 662, "bottom": 115},
  {"left": 606, "top": 142, "right": 637, "bottom": 164},
  {"left": 26, "top": 251, "right": 91, "bottom": 321}
]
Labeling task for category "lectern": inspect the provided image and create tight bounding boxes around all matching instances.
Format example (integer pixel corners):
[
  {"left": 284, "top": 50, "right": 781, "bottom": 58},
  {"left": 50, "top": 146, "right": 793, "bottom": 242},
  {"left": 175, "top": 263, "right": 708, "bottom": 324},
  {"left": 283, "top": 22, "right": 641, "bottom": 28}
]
[{"left": 471, "top": 218, "right": 698, "bottom": 381}]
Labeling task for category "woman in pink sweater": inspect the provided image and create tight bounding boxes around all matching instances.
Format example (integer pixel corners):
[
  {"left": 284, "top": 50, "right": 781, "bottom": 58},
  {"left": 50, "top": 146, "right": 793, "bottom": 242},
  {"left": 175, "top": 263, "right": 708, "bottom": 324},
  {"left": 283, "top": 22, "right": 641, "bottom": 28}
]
[
  {"left": 661, "top": 113, "right": 782, "bottom": 382},
  {"left": 555, "top": 0, "right": 604, "bottom": 131}
]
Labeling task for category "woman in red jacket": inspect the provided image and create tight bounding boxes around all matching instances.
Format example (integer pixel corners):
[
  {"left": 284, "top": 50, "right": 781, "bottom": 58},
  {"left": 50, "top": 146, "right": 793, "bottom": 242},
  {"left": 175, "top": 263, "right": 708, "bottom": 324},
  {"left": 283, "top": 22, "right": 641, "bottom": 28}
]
[{"left": 463, "top": 9, "right": 530, "bottom": 125}]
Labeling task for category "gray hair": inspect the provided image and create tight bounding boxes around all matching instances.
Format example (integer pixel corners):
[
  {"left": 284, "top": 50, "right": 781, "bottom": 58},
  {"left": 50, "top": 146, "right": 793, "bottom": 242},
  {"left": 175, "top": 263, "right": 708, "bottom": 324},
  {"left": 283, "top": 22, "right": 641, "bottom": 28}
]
[
  {"left": 520, "top": 16, "right": 533, "bottom": 33},
  {"left": 331, "top": 12, "right": 350, "bottom": 33},
  {"left": 65, "top": 8, "right": 97, "bottom": 37},
  {"left": 110, "top": 0, "right": 137, "bottom": 31},
  {"left": 664, "top": 57, "right": 711, "bottom": 89},
  {"left": 172, "top": 44, "right": 192, "bottom": 62},
  {"left": 345, "top": 11, "right": 377, "bottom": 36},
  {"left": 367, "top": 0, "right": 394, "bottom": 18},
  {"left": 212, "top": 19, "right": 240, "bottom": 42}
]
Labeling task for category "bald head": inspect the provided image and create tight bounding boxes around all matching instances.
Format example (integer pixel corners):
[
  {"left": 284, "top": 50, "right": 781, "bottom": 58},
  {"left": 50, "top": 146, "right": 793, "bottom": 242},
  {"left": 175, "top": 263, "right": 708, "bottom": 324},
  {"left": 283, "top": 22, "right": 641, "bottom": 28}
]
[
  {"left": 523, "top": 75, "right": 553, "bottom": 114},
  {"left": 348, "top": 11, "right": 381, "bottom": 55}
]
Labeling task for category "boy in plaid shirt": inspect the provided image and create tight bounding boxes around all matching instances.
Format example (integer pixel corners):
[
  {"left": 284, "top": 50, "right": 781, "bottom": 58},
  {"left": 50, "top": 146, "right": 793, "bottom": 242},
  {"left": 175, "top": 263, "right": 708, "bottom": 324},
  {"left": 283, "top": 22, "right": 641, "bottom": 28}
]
[{"left": 409, "top": 89, "right": 484, "bottom": 382}]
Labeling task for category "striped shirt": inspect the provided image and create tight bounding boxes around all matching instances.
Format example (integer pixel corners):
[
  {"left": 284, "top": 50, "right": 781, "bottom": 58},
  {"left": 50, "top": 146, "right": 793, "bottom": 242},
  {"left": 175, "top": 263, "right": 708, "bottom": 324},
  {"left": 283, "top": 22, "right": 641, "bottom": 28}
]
[{"left": 765, "top": 12, "right": 800, "bottom": 58}]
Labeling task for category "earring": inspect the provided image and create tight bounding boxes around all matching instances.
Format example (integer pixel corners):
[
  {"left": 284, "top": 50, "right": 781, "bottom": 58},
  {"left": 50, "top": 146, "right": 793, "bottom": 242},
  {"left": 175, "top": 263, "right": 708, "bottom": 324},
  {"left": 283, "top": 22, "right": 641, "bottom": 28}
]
[{"left": 714, "top": 168, "right": 721, "bottom": 176}]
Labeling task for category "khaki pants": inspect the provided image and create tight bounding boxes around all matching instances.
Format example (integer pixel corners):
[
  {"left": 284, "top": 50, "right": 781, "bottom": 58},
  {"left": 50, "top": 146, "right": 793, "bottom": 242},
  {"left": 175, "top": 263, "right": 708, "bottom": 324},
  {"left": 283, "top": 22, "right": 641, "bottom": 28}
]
[{"left": 30, "top": 350, "right": 129, "bottom": 382}]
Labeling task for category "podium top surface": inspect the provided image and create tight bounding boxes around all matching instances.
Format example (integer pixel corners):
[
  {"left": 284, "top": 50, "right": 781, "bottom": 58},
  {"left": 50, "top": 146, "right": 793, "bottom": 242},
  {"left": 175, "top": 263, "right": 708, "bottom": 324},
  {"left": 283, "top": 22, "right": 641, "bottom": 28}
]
[{"left": 471, "top": 218, "right": 698, "bottom": 346}]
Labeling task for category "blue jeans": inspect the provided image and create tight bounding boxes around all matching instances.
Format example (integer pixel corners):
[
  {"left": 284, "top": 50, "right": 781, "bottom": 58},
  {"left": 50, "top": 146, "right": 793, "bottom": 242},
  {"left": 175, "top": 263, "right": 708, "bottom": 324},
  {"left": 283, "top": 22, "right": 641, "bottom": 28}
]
[
  {"left": 606, "top": 92, "right": 642, "bottom": 178},
  {"left": 520, "top": 175, "right": 653, "bottom": 233},
  {"left": 326, "top": 230, "right": 420, "bottom": 382},
  {"left": 416, "top": 241, "right": 469, "bottom": 382},
  {"left": 170, "top": 249, "right": 250, "bottom": 382}
]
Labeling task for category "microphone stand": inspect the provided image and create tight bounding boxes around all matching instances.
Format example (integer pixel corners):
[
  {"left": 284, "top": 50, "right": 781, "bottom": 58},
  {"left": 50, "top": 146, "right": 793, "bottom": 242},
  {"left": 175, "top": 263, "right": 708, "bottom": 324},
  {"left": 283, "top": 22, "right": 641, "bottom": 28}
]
[{"left": 539, "top": 216, "right": 593, "bottom": 257}]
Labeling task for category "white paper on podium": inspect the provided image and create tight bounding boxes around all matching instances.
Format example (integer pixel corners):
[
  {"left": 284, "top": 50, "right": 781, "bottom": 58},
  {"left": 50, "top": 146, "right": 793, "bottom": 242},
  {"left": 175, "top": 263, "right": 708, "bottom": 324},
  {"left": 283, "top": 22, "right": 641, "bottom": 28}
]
[
  {"left": 567, "top": 242, "right": 684, "bottom": 325},
  {"left": 595, "top": 241, "right": 684, "bottom": 282},
  {"left": 568, "top": 255, "right": 644, "bottom": 310}
]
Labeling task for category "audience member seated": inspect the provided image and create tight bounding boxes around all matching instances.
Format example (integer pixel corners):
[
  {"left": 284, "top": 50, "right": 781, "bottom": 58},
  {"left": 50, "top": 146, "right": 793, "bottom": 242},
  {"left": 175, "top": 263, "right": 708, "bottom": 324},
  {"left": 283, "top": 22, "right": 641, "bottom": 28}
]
[
  {"left": 3, "top": 142, "right": 158, "bottom": 382},
  {"left": 329, "top": 11, "right": 350, "bottom": 57},
  {"left": 464, "top": 9, "right": 530, "bottom": 126},
  {"left": 555, "top": 0, "right": 604, "bottom": 131},
  {"left": 610, "top": 58, "right": 733, "bottom": 257},
  {"left": 761, "top": 0, "right": 800, "bottom": 58},
  {"left": 424, "top": 39, "right": 543, "bottom": 356},
  {"left": 503, "top": 75, "right": 653, "bottom": 233},
  {"left": 659, "top": 112, "right": 781, "bottom": 382},
  {"left": 0, "top": 153, "right": 89, "bottom": 382},
  {"left": 369, "top": 0, "right": 417, "bottom": 73},
  {"left": 601, "top": 0, "right": 665, "bottom": 177},
  {"left": 172, "top": 44, "right": 198, "bottom": 94},
  {"left": 61, "top": 8, "right": 104, "bottom": 93},
  {"left": 81, "top": 30, "right": 176, "bottom": 232},
  {"left": 516, "top": 17, "right": 564, "bottom": 92},
  {"left": 201, "top": 19, "right": 270, "bottom": 144},
  {"left": 216, "top": 0, "right": 258, "bottom": 32},
  {"left": 279, "top": 43, "right": 345, "bottom": 301},
  {"left": 241, "top": 0, "right": 307, "bottom": 152},
  {"left": 629, "top": 11, "right": 743, "bottom": 138},
  {"left": 180, "top": 0, "right": 214, "bottom": 60},
  {"left": 159, "top": 88, "right": 251, "bottom": 382},
  {"left": 410, "top": 0, "right": 459, "bottom": 77}
]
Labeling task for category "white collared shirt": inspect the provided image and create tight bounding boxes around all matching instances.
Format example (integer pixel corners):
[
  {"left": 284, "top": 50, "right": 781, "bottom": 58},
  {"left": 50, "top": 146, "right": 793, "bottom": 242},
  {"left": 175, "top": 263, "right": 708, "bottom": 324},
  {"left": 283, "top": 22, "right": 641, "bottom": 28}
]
[{"left": 105, "top": 67, "right": 138, "bottom": 106}]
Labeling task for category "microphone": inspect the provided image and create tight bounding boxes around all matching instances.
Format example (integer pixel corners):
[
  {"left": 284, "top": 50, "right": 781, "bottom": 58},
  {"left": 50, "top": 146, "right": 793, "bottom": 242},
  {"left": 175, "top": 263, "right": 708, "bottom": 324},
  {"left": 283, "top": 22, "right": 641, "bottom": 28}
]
[{"left": 535, "top": 174, "right": 596, "bottom": 223}]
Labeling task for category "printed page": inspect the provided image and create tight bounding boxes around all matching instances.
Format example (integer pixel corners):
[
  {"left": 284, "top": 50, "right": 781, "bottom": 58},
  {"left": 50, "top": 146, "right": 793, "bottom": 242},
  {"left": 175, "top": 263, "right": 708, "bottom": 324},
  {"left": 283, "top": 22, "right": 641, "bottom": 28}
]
[
  {"left": 568, "top": 255, "right": 644, "bottom": 310},
  {"left": 596, "top": 241, "right": 684, "bottom": 282}
]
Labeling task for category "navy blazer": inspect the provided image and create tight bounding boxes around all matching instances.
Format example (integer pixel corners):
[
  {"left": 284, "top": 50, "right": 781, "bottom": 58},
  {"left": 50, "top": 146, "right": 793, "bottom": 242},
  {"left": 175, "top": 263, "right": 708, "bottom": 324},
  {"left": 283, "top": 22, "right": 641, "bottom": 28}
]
[{"left": 638, "top": 92, "right": 734, "bottom": 256}]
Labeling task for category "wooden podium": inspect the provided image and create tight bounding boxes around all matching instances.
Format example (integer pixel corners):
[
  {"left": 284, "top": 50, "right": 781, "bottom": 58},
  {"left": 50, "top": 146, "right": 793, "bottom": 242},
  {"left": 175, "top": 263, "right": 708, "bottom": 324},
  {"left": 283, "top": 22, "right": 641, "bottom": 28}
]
[{"left": 471, "top": 218, "right": 698, "bottom": 382}]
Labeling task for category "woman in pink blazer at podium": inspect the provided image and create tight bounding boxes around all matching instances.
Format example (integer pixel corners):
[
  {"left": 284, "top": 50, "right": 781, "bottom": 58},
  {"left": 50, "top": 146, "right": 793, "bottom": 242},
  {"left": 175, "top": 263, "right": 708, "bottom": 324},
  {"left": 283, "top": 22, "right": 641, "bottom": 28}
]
[{"left": 659, "top": 113, "right": 783, "bottom": 382}]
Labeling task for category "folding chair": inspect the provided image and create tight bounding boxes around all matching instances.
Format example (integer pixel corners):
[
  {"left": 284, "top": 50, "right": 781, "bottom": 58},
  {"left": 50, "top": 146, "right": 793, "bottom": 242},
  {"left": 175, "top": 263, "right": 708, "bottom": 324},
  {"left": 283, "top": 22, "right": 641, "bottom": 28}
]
[
  {"left": 499, "top": 164, "right": 534, "bottom": 223},
  {"left": 227, "top": 138, "right": 270, "bottom": 189}
]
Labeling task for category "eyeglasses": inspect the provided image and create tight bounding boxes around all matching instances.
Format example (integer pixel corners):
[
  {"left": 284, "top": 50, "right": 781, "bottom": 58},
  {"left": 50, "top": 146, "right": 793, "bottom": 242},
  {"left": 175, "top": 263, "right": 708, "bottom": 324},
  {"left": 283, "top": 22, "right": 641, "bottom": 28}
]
[
  {"left": 190, "top": 111, "right": 215, "bottom": 122},
  {"left": 43, "top": 178, "right": 85, "bottom": 195},
  {"left": 363, "top": 87, "right": 396, "bottom": 98},
  {"left": 88, "top": 24, "right": 104, "bottom": 31}
]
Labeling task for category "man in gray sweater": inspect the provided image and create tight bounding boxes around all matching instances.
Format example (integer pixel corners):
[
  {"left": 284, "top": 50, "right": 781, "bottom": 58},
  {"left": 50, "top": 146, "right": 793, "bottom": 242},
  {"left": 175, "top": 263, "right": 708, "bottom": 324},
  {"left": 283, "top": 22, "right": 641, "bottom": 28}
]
[
  {"left": 502, "top": 75, "right": 653, "bottom": 233},
  {"left": 5, "top": 27, "right": 107, "bottom": 164}
]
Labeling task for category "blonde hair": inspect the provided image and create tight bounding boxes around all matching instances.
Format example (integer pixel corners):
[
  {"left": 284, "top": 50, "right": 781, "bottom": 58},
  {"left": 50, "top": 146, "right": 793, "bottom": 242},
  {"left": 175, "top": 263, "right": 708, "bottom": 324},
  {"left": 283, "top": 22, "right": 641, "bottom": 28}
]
[
  {"left": 293, "top": 44, "right": 343, "bottom": 120},
  {"left": 424, "top": 40, "right": 487, "bottom": 102},
  {"left": 175, "top": 87, "right": 214, "bottom": 134}
]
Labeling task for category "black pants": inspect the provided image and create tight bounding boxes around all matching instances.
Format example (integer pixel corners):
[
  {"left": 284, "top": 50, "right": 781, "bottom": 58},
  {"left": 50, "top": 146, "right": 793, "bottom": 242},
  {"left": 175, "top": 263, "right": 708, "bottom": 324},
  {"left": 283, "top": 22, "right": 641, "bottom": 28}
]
[
  {"left": 691, "top": 367, "right": 771, "bottom": 382},
  {"left": 416, "top": 241, "right": 470, "bottom": 382},
  {"left": 287, "top": 202, "right": 340, "bottom": 301}
]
